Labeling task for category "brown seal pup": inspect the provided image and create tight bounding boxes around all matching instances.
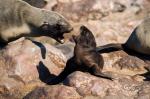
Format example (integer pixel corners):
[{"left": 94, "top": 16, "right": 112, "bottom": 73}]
[
  {"left": 0, "top": 0, "right": 73, "bottom": 47},
  {"left": 96, "top": 17, "right": 150, "bottom": 55},
  {"left": 48, "top": 25, "right": 112, "bottom": 85}
]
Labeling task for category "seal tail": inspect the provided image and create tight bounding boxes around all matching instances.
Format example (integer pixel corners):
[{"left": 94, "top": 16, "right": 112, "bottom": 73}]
[{"left": 96, "top": 43, "right": 124, "bottom": 53}]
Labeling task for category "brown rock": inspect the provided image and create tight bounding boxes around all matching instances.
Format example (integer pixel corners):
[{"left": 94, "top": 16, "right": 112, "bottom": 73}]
[
  {"left": 47, "top": 0, "right": 145, "bottom": 22},
  {"left": 44, "top": 0, "right": 148, "bottom": 48},
  {"left": 23, "top": 85, "right": 81, "bottom": 99},
  {"left": 101, "top": 51, "right": 148, "bottom": 76},
  {"left": 0, "top": 38, "right": 66, "bottom": 97},
  {"left": 64, "top": 71, "right": 146, "bottom": 98},
  {"left": 1, "top": 0, "right": 150, "bottom": 98},
  {"left": 136, "top": 82, "right": 150, "bottom": 99},
  {"left": 44, "top": 0, "right": 57, "bottom": 10},
  {"left": 55, "top": 42, "right": 75, "bottom": 59}
]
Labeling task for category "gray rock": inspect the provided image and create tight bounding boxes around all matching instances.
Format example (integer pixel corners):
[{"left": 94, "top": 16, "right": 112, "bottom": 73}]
[{"left": 55, "top": 42, "right": 75, "bottom": 59}]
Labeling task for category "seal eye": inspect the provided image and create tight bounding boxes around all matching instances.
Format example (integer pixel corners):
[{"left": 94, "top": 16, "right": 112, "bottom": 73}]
[
  {"left": 56, "top": 24, "right": 61, "bottom": 30},
  {"left": 41, "top": 22, "right": 49, "bottom": 30},
  {"left": 43, "top": 22, "right": 49, "bottom": 25},
  {"left": 44, "top": 0, "right": 48, "bottom": 5}
]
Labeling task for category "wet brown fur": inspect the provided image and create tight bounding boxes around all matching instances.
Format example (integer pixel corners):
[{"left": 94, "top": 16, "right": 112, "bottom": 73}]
[{"left": 48, "top": 26, "right": 112, "bottom": 85}]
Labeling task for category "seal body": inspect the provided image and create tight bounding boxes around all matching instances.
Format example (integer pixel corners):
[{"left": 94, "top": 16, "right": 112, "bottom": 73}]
[
  {"left": 125, "top": 18, "right": 150, "bottom": 55},
  {"left": 96, "top": 17, "right": 150, "bottom": 55},
  {"left": 48, "top": 26, "right": 112, "bottom": 85},
  {"left": 22, "top": 0, "right": 47, "bottom": 8},
  {"left": 0, "top": 0, "right": 73, "bottom": 46}
]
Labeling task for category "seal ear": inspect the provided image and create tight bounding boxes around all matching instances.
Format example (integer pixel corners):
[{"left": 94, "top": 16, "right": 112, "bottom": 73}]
[
  {"left": 80, "top": 25, "right": 87, "bottom": 35},
  {"left": 40, "top": 22, "right": 49, "bottom": 31},
  {"left": 80, "top": 25, "right": 93, "bottom": 38},
  {"left": 80, "top": 25, "right": 96, "bottom": 47},
  {"left": 83, "top": 26, "right": 94, "bottom": 40}
]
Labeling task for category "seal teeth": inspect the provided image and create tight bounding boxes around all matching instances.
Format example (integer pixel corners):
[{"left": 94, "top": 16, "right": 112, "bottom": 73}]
[
  {"left": 57, "top": 37, "right": 65, "bottom": 44},
  {"left": 60, "top": 39, "right": 65, "bottom": 43}
]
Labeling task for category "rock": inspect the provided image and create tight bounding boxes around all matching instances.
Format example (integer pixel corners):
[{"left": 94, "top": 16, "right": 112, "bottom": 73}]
[
  {"left": 30, "top": 36, "right": 58, "bottom": 45},
  {"left": 0, "top": 38, "right": 67, "bottom": 97},
  {"left": 0, "top": 81, "right": 45, "bottom": 99},
  {"left": 136, "top": 82, "right": 150, "bottom": 99},
  {"left": 64, "top": 71, "right": 147, "bottom": 98},
  {"left": 44, "top": 0, "right": 149, "bottom": 47},
  {"left": 44, "top": 0, "right": 57, "bottom": 10},
  {"left": 0, "top": 93, "right": 17, "bottom": 99},
  {"left": 103, "top": 94, "right": 133, "bottom": 99},
  {"left": 55, "top": 42, "right": 75, "bottom": 59},
  {"left": 23, "top": 85, "right": 81, "bottom": 99},
  {"left": 83, "top": 96, "right": 101, "bottom": 99},
  {"left": 101, "top": 51, "right": 148, "bottom": 76},
  {"left": 1, "top": 0, "right": 150, "bottom": 98},
  {"left": 46, "top": 0, "right": 145, "bottom": 22}
]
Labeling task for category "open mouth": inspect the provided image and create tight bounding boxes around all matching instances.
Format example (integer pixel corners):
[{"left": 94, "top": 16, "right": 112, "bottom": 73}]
[
  {"left": 56, "top": 35, "right": 65, "bottom": 44},
  {"left": 55, "top": 27, "right": 73, "bottom": 44}
]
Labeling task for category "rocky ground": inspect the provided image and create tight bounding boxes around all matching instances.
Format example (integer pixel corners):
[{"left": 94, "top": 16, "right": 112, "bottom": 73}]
[{"left": 0, "top": 0, "right": 150, "bottom": 99}]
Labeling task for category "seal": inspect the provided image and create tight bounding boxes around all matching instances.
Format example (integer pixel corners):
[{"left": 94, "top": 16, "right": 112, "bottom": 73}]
[
  {"left": 0, "top": 0, "right": 73, "bottom": 47},
  {"left": 48, "top": 25, "right": 112, "bottom": 85},
  {"left": 96, "top": 17, "right": 150, "bottom": 55},
  {"left": 22, "top": 0, "right": 48, "bottom": 8}
]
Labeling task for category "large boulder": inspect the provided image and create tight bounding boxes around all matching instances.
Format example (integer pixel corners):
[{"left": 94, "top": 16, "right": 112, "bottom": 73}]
[
  {"left": 0, "top": 37, "right": 67, "bottom": 98},
  {"left": 101, "top": 51, "right": 148, "bottom": 76},
  {"left": 64, "top": 71, "right": 149, "bottom": 98}
]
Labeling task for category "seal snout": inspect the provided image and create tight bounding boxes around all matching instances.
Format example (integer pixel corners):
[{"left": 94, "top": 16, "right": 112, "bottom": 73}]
[
  {"left": 69, "top": 26, "right": 73, "bottom": 31},
  {"left": 65, "top": 26, "right": 73, "bottom": 33},
  {"left": 80, "top": 25, "right": 87, "bottom": 31}
]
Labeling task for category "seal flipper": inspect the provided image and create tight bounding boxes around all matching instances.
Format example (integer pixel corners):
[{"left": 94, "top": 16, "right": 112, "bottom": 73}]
[
  {"left": 90, "top": 65, "right": 113, "bottom": 80},
  {"left": 96, "top": 43, "right": 123, "bottom": 53},
  {"left": 47, "top": 57, "right": 78, "bottom": 85},
  {"left": 0, "top": 42, "right": 7, "bottom": 49}
]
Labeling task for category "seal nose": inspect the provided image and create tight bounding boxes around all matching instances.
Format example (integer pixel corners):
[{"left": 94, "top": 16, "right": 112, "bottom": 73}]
[
  {"left": 80, "top": 25, "right": 87, "bottom": 31},
  {"left": 65, "top": 26, "right": 73, "bottom": 33}
]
